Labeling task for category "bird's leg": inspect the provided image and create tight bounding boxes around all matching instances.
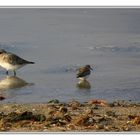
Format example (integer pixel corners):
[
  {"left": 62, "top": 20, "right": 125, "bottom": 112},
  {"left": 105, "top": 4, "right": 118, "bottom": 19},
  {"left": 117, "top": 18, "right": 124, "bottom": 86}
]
[
  {"left": 6, "top": 71, "right": 8, "bottom": 75},
  {"left": 14, "top": 70, "right": 16, "bottom": 76}
]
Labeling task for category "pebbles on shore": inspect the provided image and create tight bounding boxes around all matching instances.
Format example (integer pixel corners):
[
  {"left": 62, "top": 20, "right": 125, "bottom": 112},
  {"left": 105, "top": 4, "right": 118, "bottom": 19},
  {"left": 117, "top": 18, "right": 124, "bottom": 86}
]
[{"left": 0, "top": 99, "right": 140, "bottom": 132}]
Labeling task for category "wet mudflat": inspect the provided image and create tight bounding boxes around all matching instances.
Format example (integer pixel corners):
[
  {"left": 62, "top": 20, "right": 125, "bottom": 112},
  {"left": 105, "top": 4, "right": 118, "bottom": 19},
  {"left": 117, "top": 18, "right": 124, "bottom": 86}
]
[
  {"left": 1, "top": 9, "right": 140, "bottom": 103},
  {"left": 0, "top": 9, "right": 140, "bottom": 132},
  {"left": 0, "top": 99, "right": 140, "bottom": 132}
]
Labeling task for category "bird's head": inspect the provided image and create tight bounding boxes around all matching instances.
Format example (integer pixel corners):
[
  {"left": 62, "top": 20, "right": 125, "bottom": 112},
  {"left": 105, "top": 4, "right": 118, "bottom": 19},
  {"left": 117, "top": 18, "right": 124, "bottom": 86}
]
[
  {"left": 0, "top": 49, "right": 6, "bottom": 54},
  {"left": 85, "top": 65, "right": 93, "bottom": 71}
]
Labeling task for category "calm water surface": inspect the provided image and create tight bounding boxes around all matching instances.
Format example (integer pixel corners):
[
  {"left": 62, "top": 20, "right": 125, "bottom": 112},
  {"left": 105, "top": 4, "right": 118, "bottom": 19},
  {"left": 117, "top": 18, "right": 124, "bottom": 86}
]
[{"left": 0, "top": 8, "right": 140, "bottom": 103}]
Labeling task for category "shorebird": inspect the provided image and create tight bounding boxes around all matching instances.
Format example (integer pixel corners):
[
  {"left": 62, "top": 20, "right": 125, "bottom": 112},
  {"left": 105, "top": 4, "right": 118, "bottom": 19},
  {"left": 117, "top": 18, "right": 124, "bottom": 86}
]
[
  {"left": 0, "top": 49, "right": 34, "bottom": 75},
  {"left": 76, "top": 65, "right": 93, "bottom": 80}
]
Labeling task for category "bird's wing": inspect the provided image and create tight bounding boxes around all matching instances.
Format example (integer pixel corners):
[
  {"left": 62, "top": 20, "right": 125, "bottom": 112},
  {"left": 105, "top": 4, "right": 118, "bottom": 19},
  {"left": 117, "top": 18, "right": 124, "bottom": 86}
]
[
  {"left": 76, "top": 67, "right": 90, "bottom": 78},
  {"left": 6, "top": 53, "right": 29, "bottom": 65}
]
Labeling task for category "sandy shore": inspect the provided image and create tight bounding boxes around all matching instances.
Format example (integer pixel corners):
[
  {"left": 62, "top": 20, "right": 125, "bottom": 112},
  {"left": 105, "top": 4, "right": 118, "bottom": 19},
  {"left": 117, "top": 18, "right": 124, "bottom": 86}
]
[{"left": 0, "top": 99, "right": 140, "bottom": 132}]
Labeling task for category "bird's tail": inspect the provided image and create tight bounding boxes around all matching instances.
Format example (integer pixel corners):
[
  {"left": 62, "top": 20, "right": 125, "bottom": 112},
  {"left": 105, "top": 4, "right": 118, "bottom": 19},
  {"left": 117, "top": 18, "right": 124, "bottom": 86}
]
[
  {"left": 76, "top": 75, "right": 80, "bottom": 78},
  {"left": 27, "top": 61, "right": 35, "bottom": 64}
]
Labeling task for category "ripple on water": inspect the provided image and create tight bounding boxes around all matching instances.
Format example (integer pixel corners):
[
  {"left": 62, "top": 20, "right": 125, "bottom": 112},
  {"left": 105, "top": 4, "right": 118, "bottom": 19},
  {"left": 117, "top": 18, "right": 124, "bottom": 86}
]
[{"left": 42, "top": 64, "right": 96, "bottom": 74}]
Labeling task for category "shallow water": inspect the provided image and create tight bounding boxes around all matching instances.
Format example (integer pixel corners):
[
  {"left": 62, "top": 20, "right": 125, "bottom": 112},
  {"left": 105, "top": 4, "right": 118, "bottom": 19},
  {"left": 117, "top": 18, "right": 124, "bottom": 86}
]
[{"left": 0, "top": 8, "right": 140, "bottom": 103}]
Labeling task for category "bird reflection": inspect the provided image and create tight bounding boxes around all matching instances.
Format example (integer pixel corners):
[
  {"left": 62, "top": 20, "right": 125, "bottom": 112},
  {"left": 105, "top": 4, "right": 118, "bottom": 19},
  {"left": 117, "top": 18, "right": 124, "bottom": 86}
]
[
  {"left": 76, "top": 79, "right": 91, "bottom": 89},
  {"left": 0, "top": 76, "right": 33, "bottom": 90}
]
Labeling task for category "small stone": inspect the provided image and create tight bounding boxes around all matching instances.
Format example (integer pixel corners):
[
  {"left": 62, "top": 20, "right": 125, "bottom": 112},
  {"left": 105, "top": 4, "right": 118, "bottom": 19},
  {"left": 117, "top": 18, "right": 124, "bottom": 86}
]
[
  {"left": 106, "top": 111, "right": 116, "bottom": 117},
  {"left": 91, "top": 104, "right": 99, "bottom": 109},
  {"left": 122, "top": 126, "right": 131, "bottom": 131},
  {"left": 88, "top": 99, "right": 108, "bottom": 107},
  {"left": 59, "top": 107, "right": 68, "bottom": 113},
  {"left": 34, "top": 114, "right": 46, "bottom": 122},
  {"left": 95, "top": 124, "right": 104, "bottom": 129},
  {"left": 132, "top": 117, "right": 140, "bottom": 125},
  {"left": 68, "top": 100, "right": 81, "bottom": 109},
  {"left": 67, "top": 124, "right": 76, "bottom": 130},
  {"left": 109, "top": 103, "right": 115, "bottom": 107},
  {"left": 48, "top": 99, "right": 60, "bottom": 104},
  {"left": 64, "top": 114, "right": 71, "bottom": 122}
]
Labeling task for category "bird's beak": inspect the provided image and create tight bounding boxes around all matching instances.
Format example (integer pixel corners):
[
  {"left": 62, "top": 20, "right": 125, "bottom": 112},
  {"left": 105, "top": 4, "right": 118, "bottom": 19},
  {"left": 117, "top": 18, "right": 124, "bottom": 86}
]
[{"left": 90, "top": 67, "right": 93, "bottom": 71}]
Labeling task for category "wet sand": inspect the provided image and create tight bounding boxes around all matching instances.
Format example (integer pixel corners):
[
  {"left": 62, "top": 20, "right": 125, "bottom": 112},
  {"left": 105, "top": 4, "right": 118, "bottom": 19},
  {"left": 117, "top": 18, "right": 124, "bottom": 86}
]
[{"left": 0, "top": 99, "right": 140, "bottom": 132}]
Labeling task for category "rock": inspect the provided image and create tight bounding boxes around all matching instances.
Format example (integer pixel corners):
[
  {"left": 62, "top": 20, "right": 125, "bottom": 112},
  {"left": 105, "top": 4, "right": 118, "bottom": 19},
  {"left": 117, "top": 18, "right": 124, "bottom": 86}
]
[
  {"left": 64, "top": 114, "right": 71, "bottom": 122},
  {"left": 111, "top": 100, "right": 130, "bottom": 107},
  {"left": 84, "top": 108, "right": 94, "bottom": 115},
  {"left": 5, "top": 112, "right": 19, "bottom": 122},
  {"left": 91, "top": 104, "right": 99, "bottom": 109},
  {"left": 19, "top": 111, "right": 33, "bottom": 120},
  {"left": 33, "top": 114, "right": 46, "bottom": 122},
  {"left": 59, "top": 107, "right": 68, "bottom": 113},
  {"left": 3, "top": 111, "right": 46, "bottom": 122},
  {"left": 95, "top": 116, "right": 112, "bottom": 126},
  {"left": 128, "top": 115, "right": 140, "bottom": 125},
  {"left": 95, "top": 124, "right": 104, "bottom": 130},
  {"left": 88, "top": 99, "right": 109, "bottom": 107},
  {"left": 106, "top": 111, "right": 116, "bottom": 117},
  {"left": 73, "top": 115, "right": 95, "bottom": 126},
  {"left": 85, "top": 117, "right": 94, "bottom": 125},
  {"left": 0, "top": 112, "right": 5, "bottom": 119},
  {"left": 67, "top": 124, "right": 76, "bottom": 130},
  {"left": 49, "top": 117, "right": 66, "bottom": 126},
  {"left": 68, "top": 100, "right": 81, "bottom": 109},
  {"left": 122, "top": 125, "right": 131, "bottom": 131},
  {"left": 104, "top": 126, "right": 113, "bottom": 131},
  {"left": 48, "top": 99, "right": 60, "bottom": 104}
]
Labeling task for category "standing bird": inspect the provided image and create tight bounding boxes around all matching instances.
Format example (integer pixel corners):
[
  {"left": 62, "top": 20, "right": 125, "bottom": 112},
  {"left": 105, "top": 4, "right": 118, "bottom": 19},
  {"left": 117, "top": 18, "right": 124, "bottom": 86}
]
[
  {"left": 76, "top": 65, "right": 93, "bottom": 80},
  {"left": 0, "top": 49, "right": 34, "bottom": 75}
]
